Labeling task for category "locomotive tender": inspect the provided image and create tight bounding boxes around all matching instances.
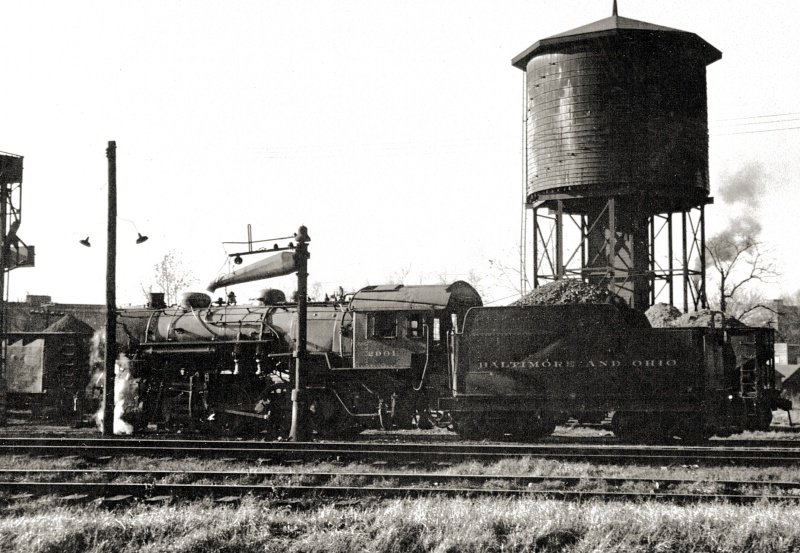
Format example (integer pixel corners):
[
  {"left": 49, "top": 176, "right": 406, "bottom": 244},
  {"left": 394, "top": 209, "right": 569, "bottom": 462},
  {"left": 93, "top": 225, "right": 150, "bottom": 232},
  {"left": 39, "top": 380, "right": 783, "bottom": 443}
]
[{"left": 114, "top": 255, "right": 786, "bottom": 443}]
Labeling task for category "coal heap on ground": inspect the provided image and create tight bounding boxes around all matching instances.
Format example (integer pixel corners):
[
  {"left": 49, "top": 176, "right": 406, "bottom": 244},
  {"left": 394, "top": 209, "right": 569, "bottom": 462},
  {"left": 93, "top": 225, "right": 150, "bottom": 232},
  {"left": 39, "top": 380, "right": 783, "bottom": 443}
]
[
  {"left": 645, "top": 303, "right": 683, "bottom": 328},
  {"left": 671, "top": 310, "right": 746, "bottom": 328},
  {"left": 645, "top": 304, "right": 747, "bottom": 328}
]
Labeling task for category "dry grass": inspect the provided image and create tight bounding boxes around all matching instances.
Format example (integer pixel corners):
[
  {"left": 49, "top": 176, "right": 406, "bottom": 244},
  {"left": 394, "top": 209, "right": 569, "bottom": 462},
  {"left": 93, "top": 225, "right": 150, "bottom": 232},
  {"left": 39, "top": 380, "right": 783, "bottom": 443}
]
[
  {"left": 2, "top": 495, "right": 800, "bottom": 552},
  {"left": 3, "top": 453, "right": 800, "bottom": 551}
]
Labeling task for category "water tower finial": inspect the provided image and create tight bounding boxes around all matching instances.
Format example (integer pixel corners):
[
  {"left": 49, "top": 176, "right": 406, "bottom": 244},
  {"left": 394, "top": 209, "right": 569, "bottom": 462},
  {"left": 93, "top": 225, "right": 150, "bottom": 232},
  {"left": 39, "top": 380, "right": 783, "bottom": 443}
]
[{"left": 612, "top": 0, "right": 618, "bottom": 16}]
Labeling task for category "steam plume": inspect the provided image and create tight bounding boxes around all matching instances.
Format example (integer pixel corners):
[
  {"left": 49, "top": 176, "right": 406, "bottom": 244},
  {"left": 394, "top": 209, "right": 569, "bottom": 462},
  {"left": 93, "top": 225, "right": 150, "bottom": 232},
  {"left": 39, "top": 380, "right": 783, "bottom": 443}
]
[
  {"left": 710, "top": 162, "right": 768, "bottom": 262},
  {"left": 88, "top": 330, "right": 141, "bottom": 435}
]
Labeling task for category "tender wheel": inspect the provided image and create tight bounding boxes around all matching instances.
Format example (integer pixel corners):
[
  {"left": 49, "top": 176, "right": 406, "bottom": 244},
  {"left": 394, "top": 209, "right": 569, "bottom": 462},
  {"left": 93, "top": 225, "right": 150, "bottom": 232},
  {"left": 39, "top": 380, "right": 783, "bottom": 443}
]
[
  {"left": 612, "top": 411, "right": 670, "bottom": 444},
  {"left": 390, "top": 392, "right": 434, "bottom": 430},
  {"left": 413, "top": 408, "right": 435, "bottom": 430},
  {"left": 576, "top": 411, "right": 607, "bottom": 425},
  {"left": 453, "top": 413, "right": 503, "bottom": 440},
  {"left": 511, "top": 412, "right": 556, "bottom": 442},
  {"left": 674, "top": 416, "right": 709, "bottom": 444},
  {"left": 754, "top": 404, "right": 773, "bottom": 431},
  {"left": 454, "top": 414, "right": 483, "bottom": 439}
]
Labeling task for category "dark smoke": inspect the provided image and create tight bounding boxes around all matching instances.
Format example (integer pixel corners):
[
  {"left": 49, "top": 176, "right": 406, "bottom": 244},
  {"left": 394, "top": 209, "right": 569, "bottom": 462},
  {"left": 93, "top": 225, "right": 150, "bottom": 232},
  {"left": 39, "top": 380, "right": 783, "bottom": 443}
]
[
  {"left": 709, "top": 162, "right": 768, "bottom": 262},
  {"left": 717, "top": 162, "right": 767, "bottom": 208},
  {"left": 708, "top": 217, "right": 762, "bottom": 263}
]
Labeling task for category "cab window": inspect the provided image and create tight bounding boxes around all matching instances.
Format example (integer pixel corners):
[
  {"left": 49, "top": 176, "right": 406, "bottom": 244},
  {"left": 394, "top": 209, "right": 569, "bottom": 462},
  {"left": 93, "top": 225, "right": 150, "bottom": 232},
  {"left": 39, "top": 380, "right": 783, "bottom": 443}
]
[
  {"left": 432, "top": 317, "right": 441, "bottom": 342},
  {"left": 367, "top": 312, "right": 397, "bottom": 339},
  {"left": 407, "top": 314, "right": 423, "bottom": 339}
]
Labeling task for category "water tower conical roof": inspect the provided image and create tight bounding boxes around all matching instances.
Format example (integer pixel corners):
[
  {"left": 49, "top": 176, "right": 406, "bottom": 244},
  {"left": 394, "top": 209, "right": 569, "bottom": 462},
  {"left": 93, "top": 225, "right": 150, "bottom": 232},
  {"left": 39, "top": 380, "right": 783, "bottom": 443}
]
[{"left": 512, "top": 14, "right": 721, "bottom": 70}]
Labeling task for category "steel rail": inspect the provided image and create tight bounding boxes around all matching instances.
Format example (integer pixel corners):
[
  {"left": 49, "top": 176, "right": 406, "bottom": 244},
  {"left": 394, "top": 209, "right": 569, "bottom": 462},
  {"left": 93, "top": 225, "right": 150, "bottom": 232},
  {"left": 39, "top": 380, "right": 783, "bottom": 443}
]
[
  {"left": 3, "top": 468, "right": 800, "bottom": 493},
  {"left": 3, "top": 437, "right": 800, "bottom": 465},
  {"left": 1, "top": 480, "right": 797, "bottom": 505},
  {"left": 4, "top": 426, "right": 800, "bottom": 447}
]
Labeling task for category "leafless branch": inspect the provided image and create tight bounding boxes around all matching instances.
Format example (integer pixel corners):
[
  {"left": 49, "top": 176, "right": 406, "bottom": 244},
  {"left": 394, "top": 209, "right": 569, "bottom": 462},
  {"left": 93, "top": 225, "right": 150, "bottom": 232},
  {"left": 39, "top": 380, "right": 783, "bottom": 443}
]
[{"left": 706, "top": 235, "right": 779, "bottom": 316}]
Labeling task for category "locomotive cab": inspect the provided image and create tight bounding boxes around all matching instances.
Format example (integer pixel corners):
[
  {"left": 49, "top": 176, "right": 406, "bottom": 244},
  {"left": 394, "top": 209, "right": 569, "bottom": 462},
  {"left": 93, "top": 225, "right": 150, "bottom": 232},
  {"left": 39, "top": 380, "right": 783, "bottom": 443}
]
[
  {"left": 350, "top": 309, "right": 432, "bottom": 369},
  {"left": 348, "top": 282, "right": 482, "bottom": 372}
]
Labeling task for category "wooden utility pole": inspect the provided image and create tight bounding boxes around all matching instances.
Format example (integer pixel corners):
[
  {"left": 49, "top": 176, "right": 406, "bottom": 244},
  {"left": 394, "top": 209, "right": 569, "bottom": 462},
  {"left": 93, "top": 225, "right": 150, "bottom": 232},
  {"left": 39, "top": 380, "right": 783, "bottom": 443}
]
[{"left": 103, "top": 141, "right": 117, "bottom": 436}]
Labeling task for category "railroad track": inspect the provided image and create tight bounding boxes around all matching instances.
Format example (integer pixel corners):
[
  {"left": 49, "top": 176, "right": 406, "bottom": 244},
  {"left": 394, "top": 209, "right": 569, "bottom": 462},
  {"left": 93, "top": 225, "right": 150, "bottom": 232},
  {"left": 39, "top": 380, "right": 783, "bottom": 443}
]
[
  {"left": 1, "top": 468, "right": 799, "bottom": 505},
  {"left": 3, "top": 437, "right": 800, "bottom": 465}
]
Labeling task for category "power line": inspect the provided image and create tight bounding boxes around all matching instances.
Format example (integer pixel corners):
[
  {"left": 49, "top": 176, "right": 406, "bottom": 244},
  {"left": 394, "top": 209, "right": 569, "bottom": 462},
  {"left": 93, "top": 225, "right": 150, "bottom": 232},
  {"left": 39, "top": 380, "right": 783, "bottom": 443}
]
[
  {"left": 712, "top": 111, "right": 800, "bottom": 123},
  {"left": 709, "top": 110, "right": 800, "bottom": 136},
  {"left": 711, "top": 117, "right": 800, "bottom": 129},
  {"left": 712, "top": 125, "right": 800, "bottom": 137}
]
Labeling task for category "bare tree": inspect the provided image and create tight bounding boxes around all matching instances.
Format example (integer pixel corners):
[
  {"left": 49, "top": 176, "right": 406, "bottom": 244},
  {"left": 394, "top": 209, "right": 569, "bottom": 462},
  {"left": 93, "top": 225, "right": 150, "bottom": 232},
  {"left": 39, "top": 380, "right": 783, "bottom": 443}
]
[
  {"left": 152, "top": 250, "right": 199, "bottom": 306},
  {"left": 704, "top": 162, "right": 781, "bottom": 321},
  {"left": 434, "top": 270, "right": 451, "bottom": 285},
  {"left": 705, "top": 228, "right": 778, "bottom": 318},
  {"left": 725, "top": 288, "right": 772, "bottom": 326},
  {"left": 309, "top": 280, "right": 323, "bottom": 301},
  {"left": 466, "top": 269, "right": 488, "bottom": 299},
  {"left": 488, "top": 257, "right": 529, "bottom": 299},
  {"left": 386, "top": 265, "right": 411, "bottom": 285}
]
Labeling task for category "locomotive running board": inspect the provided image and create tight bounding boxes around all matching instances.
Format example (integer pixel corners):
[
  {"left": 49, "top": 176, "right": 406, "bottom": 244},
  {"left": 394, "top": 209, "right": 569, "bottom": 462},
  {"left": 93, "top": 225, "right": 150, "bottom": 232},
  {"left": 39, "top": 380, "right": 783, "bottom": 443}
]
[
  {"left": 141, "top": 339, "right": 281, "bottom": 355},
  {"left": 220, "top": 409, "right": 271, "bottom": 420},
  {"left": 143, "top": 344, "right": 218, "bottom": 354}
]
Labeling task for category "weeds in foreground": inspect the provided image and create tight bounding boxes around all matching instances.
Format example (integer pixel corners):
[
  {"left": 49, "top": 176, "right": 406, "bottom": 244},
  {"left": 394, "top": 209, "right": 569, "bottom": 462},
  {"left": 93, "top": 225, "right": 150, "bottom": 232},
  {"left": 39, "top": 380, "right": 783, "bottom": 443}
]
[{"left": 1, "top": 495, "right": 800, "bottom": 552}]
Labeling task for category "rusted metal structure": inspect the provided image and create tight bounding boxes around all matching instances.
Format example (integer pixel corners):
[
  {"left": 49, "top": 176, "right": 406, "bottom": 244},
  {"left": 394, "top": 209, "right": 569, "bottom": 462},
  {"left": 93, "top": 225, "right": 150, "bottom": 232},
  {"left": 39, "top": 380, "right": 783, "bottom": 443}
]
[
  {"left": 513, "top": 6, "right": 721, "bottom": 311},
  {"left": 0, "top": 152, "right": 34, "bottom": 424}
]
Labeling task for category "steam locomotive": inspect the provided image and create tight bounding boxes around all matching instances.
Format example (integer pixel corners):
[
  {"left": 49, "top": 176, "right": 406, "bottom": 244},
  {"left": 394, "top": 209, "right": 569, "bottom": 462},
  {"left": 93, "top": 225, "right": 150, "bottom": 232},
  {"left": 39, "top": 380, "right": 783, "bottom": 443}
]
[{"left": 112, "top": 249, "right": 788, "bottom": 443}]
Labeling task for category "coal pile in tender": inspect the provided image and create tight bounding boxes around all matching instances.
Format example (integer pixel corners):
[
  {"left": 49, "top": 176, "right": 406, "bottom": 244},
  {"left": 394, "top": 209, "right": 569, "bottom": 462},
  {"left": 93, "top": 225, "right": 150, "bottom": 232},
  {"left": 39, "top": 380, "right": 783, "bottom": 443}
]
[{"left": 512, "top": 280, "right": 611, "bottom": 306}]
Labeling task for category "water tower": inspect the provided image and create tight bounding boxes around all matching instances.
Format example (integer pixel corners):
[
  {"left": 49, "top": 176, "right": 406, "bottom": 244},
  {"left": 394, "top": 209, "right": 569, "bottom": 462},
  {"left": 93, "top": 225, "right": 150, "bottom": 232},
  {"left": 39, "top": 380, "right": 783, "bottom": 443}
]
[{"left": 513, "top": 5, "right": 721, "bottom": 311}]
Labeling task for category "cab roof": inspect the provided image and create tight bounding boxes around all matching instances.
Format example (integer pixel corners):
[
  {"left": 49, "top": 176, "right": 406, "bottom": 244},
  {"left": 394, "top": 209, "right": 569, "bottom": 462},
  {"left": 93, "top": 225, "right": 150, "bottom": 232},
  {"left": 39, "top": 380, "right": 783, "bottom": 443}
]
[{"left": 349, "top": 281, "right": 482, "bottom": 312}]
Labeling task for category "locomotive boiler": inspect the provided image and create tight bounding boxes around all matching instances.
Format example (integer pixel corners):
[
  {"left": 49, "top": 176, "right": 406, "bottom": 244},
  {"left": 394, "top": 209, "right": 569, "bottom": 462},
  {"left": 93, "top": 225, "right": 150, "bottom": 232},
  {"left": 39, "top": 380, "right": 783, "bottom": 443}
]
[{"left": 113, "top": 246, "right": 787, "bottom": 442}]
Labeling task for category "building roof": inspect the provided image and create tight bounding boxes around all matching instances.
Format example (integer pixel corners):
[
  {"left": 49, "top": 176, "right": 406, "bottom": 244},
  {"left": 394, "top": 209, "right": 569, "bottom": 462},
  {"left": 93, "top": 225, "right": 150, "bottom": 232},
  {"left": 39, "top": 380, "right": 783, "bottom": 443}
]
[
  {"left": 776, "top": 364, "right": 800, "bottom": 379},
  {"left": 779, "top": 365, "right": 800, "bottom": 390},
  {"left": 42, "top": 314, "right": 96, "bottom": 334},
  {"left": 512, "top": 14, "right": 722, "bottom": 70}
]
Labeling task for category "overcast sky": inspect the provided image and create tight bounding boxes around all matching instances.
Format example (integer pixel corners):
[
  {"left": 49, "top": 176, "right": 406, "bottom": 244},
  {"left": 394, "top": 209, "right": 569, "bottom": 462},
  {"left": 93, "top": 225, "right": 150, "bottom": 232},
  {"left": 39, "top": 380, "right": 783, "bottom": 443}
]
[{"left": 2, "top": 0, "right": 798, "bottom": 307}]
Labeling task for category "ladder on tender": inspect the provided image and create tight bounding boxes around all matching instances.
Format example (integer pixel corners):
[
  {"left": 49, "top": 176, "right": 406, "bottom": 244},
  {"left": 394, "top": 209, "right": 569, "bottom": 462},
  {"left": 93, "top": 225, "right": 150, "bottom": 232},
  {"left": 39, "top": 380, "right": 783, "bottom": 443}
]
[
  {"left": 736, "top": 331, "right": 772, "bottom": 427},
  {"left": 738, "top": 347, "right": 759, "bottom": 423}
]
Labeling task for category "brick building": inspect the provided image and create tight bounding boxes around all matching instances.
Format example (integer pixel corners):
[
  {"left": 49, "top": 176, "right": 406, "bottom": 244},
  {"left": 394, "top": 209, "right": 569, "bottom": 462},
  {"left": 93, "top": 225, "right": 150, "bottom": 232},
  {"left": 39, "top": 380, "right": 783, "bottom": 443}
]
[
  {"left": 760, "top": 299, "right": 800, "bottom": 345},
  {"left": 3, "top": 295, "right": 105, "bottom": 333}
]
